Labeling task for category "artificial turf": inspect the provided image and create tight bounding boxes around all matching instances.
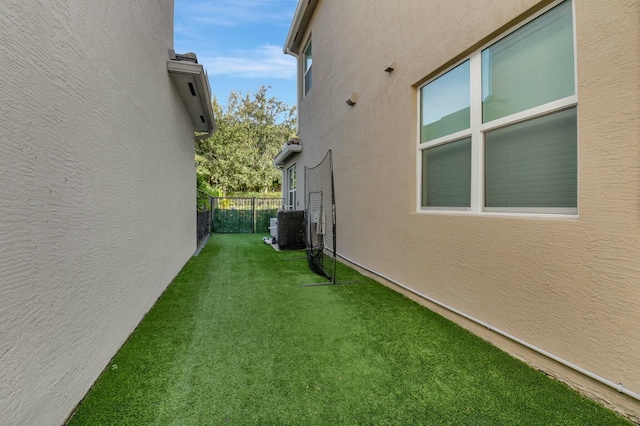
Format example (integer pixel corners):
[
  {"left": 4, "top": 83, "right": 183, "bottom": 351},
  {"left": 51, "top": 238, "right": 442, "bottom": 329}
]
[{"left": 67, "top": 234, "right": 632, "bottom": 425}]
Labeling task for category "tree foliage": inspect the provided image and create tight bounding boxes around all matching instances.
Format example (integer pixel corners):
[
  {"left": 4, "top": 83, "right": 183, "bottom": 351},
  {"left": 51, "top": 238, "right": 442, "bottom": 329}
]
[{"left": 196, "top": 86, "right": 296, "bottom": 194}]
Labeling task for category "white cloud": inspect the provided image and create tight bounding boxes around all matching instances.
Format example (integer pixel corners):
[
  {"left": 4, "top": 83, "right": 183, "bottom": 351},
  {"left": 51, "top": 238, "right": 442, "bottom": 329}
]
[{"left": 202, "top": 45, "right": 296, "bottom": 80}]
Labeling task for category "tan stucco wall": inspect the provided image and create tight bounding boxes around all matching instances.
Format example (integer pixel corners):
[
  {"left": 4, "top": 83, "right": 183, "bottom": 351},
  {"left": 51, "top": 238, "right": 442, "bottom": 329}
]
[
  {"left": 0, "top": 1, "right": 198, "bottom": 424},
  {"left": 288, "top": 0, "right": 640, "bottom": 419}
]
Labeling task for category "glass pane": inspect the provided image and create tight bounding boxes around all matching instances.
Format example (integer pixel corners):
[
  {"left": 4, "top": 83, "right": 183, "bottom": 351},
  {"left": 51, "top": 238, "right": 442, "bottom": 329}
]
[
  {"left": 304, "top": 65, "right": 312, "bottom": 95},
  {"left": 422, "top": 137, "right": 471, "bottom": 207},
  {"left": 482, "top": 0, "right": 575, "bottom": 123},
  {"left": 289, "top": 165, "right": 296, "bottom": 189},
  {"left": 485, "top": 107, "right": 577, "bottom": 208},
  {"left": 420, "top": 61, "right": 470, "bottom": 143},
  {"left": 305, "top": 41, "right": 312, "bottom": 71},
  {"left": 304, "top": 41, "right": 312, "bottom": 95}
]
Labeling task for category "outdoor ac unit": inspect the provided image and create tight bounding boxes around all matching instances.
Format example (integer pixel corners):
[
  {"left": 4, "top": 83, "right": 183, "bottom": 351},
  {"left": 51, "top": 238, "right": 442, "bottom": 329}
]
[{"left": 277, "top": 210, "right": 305, "bottom": 250}]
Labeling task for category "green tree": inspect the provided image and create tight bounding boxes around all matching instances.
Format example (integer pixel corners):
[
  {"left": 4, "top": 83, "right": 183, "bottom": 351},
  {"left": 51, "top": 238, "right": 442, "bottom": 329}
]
[{"left": 196, "top": 86, "right": 296, "bottom": 194}]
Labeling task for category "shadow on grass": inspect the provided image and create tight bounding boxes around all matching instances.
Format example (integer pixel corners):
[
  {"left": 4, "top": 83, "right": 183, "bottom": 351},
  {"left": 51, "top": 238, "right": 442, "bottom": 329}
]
[{"left": 67, "top": 234, "right": 633, "bottom": 425}]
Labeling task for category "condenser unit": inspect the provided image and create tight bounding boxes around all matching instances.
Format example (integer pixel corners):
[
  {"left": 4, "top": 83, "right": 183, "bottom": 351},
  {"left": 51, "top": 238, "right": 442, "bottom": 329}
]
[{"left": 277, "top": 210, "right": 305, "bottom": 250}]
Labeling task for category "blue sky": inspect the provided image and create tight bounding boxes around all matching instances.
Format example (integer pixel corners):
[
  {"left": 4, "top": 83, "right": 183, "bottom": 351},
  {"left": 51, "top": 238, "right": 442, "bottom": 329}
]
[{"left": 174, "top": 0, "right": 299, "bottom": 109}]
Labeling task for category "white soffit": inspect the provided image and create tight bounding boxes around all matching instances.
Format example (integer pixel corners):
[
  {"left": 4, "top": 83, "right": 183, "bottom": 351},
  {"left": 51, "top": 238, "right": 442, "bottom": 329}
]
[
  {"left": 167, "top": 58, "right": 216, "bottom": 135},
  {"left": 274, "top": 143, "right": 302, "bottom": 167}
]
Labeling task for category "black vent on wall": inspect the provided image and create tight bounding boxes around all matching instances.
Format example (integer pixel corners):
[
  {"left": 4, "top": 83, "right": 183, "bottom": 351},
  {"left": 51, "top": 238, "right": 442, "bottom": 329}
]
[{"left": 277, "top": 210, "right": 305, "bottom": 250}]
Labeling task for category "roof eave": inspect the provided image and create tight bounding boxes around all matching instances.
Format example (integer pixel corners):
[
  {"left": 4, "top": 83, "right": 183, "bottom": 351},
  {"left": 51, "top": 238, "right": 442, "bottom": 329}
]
[
  {"left": 167, "top": 59, "right": 216, "bottom": 137},
  {"left": 283, "top": 0, "right": 318, "bottom": 56}
]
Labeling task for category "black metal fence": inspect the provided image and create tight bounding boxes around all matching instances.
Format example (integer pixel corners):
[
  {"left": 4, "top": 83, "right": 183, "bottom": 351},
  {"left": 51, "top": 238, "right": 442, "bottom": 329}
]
[
  {"left": 196, "top": 209, "right": 211, "bottom": 246},
  {"left": 197, "top": 191, "right": 212, "bottom": 246},
  {"left": 212, "top": 197, "right": 283, "bottom": 234}
]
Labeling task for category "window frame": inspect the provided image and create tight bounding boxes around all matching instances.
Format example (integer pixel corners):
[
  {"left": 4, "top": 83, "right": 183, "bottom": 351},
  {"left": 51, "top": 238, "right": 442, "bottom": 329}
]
[
  {"left": 287, "top": 164, "right": 297, "bottom": 210},
  {"left": 416, "top": 0, "right": 578, "bottom": 217},
  {"left": 303, "top": 38, "right": 312, "bottom": 97}
]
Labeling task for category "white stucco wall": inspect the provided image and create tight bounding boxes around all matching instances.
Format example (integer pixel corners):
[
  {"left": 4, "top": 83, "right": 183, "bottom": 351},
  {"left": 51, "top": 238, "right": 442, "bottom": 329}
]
[
  {"left": 287, "top": 0, "right": 640, "bottom": 420},
  {"left": 0, "top": 1, "right": 198, "bottom": 424}
]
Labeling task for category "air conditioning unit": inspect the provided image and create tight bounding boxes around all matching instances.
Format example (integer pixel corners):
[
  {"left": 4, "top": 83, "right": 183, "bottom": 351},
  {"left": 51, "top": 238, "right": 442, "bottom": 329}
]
[
  {"left": 269, "top": 218, "right": 278, "bottom": 240},
  {"left": 277, "top": 210, "right": 305, "bottom": 250}
]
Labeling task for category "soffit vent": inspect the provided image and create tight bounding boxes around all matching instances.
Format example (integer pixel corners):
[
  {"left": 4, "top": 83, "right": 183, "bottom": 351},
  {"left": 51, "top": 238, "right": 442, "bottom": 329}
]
[{"left": 167, "top": 49, "right": 216, "bottom": 135}]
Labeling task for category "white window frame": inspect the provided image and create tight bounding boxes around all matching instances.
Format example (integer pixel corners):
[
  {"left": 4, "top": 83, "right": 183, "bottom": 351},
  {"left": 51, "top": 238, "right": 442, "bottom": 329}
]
[
  {"left": 287, "top": 164, "right": 297, "bottom": 210},
  {"left": 303, "top": 38, "right": 312, "bottom": 97},
  {"left": 416, "top": 0, "right": 578, "bottom": 218}
]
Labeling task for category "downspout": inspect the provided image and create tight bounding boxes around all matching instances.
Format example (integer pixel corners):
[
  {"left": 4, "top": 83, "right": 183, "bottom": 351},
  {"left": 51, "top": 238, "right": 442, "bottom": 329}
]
[{"left": 337, "top": 252, "right": 640, "bottom": 403}]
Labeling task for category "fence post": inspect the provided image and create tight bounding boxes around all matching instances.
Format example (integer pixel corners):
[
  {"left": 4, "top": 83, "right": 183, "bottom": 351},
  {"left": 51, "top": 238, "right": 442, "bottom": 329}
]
[
  {"left": 211, "top": 197, "right": 217, "bottom": 233},
  {"left": 209, "top": 195, "right": 213, "bottom": 234},
  {"left": 251, "top": 197, "right": 256, "bottom": 233}
]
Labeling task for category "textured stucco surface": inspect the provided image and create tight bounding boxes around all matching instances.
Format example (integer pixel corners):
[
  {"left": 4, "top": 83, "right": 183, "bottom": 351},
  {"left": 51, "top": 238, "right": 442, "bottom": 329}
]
[
  {"left": 0, "top": 1, "right": 198, "bottom": 424},
  {"left": 286, "top": 0, "right": 640, "bottom": 419}
]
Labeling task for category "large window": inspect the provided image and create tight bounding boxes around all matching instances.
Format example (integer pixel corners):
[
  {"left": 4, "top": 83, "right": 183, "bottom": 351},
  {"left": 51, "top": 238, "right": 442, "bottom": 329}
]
[
  {"left": 419, "top": 0, "right": 577, "bottom": 215},
  {"left": 303, "top": 39, "right": 312, "bottom": 96},
  {"left": 287, "top": 164, "right": 297, "bottom": 209}
]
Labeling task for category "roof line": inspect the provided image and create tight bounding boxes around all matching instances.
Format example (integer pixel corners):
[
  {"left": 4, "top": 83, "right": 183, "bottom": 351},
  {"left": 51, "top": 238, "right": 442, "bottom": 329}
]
[{"left": 283, "top": 0, "right": 316, "bottom": 56}]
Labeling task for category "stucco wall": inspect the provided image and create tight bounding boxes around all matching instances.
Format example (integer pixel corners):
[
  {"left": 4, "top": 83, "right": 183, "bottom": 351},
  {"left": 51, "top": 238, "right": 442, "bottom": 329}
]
[
  {"left": 288, "top": 0, "right": 640, "bottom": 419},
  {"left": 0, "top": 1, "right": 198, "bottom": 424}
]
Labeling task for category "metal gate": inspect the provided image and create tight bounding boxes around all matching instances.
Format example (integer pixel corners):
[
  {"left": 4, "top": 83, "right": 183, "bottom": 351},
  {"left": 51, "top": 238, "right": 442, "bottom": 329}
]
[{"left": 212, "top": 197, "right": 283, "bottom": 234}]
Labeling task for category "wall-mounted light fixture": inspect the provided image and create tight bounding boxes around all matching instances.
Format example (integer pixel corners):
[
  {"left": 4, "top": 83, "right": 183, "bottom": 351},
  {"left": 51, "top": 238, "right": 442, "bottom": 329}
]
[
  {"left": 346, "top": 92, "right": 358, "bottom": 106},
  {"left": 384, "top": 60, "right": 397, "bottom": 73}
]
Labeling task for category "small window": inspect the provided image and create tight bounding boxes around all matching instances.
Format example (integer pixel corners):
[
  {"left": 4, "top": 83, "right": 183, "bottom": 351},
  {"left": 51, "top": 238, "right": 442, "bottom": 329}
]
[
  {"left": 287, "top": 164, "right": 297, "bottom": 209},
  {"left": 303, "top": 39, "right": 312, "bottom": 96}
]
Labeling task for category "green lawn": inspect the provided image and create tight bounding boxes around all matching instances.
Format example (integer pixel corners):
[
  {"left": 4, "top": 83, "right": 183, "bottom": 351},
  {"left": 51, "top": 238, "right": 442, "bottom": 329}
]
[{"left": 67, "top": 234, "right": 632, "bottom": 425}]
